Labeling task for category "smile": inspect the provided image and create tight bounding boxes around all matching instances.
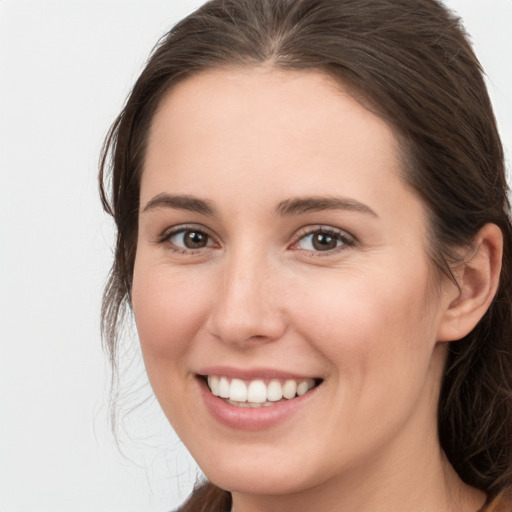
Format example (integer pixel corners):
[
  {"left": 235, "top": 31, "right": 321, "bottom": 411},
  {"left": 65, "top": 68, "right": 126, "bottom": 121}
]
[
  {"left": 206, "top": 375, "right": 319, "bottom": 407},
  {"left": 198, "top": 370, "right": 323, "bottom": 430}
]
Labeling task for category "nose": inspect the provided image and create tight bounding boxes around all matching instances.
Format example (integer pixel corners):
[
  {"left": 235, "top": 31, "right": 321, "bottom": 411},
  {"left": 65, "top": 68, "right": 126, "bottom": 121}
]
[{"left": 206, "top": 250, "right": 287, "bottom": 347}]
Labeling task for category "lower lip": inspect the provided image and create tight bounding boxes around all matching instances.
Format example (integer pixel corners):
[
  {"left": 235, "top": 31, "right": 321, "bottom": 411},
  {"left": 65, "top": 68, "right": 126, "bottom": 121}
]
[{"left": 198, "top": 377, "right": 318, "bottom": 431}]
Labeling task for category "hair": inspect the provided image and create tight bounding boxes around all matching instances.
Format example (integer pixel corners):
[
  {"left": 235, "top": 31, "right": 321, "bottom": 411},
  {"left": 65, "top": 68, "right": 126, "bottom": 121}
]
[{"left": 99, "top": 0, "right": 512, "bottom": 509}]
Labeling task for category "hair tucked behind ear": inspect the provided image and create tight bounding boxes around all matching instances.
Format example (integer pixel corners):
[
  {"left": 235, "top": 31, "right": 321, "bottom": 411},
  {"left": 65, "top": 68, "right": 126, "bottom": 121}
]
[{"left": 99, "top": 0, "right": 512, "bottom": 506}]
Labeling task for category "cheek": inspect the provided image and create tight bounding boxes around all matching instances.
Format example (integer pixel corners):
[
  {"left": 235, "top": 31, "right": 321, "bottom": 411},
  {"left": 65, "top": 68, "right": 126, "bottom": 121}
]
[
  {"left": 131, "top": 259, "right": 217, "bottom": 429},
  {"left": 131, "top": 261, "right": 211, "bottom": 365},
  {"left": 285, "top": 262, "right": 441, "bottom": 455},
  {"left": 290, "top": 260, "right": 438, "bottom": 383}
]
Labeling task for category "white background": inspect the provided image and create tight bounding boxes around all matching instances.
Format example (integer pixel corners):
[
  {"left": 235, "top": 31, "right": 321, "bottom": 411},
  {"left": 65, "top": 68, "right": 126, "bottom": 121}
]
[{"left": 0, "top": 1, "right": 510, "bottom": 511}]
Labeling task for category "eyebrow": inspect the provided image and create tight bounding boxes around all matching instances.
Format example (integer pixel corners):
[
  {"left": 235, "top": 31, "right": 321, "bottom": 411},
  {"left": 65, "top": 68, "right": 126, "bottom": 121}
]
[
  {"left": 141, "top": 193, "right": 377, "bottom": 218},
  {"left": 141, "top": 193, "right": 216, "bottom": 216},
  {"left": 275, "top": 196, "right": 378, "bottom": 217}
]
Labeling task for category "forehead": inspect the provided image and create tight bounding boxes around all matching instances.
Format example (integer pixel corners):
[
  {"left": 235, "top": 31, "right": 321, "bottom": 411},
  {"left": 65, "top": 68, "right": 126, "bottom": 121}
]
[
  {"left": 147, "top": 66, "right": 395, "bottom": 157},
  {"left": 141, "top": 66, "right": 419, "bottom": 225}
]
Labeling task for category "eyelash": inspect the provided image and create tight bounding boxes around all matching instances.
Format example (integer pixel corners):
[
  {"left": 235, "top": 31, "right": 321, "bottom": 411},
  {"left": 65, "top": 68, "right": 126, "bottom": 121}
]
[
  {"left": 290, "top": 226, "right": 355, "bottom": 255},
  {"left": 157, "top": 225, "right": 355, "bottom": 256},
  {"left": 158, "top": 224, "right": 217, "bottom": 255}
]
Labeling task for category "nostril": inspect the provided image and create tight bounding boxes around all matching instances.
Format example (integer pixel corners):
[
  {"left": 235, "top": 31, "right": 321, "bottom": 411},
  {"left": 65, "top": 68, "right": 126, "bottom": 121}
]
[{"left": 205, "top": 276, "right": 288, "bottom": 345}]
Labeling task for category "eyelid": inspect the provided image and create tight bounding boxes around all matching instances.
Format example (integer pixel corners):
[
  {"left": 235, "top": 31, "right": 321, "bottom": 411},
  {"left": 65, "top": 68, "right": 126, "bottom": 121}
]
[
  {"left": 157, "top": 223, "right": 219, "bottom": 252},
  {"left": 155, "top": 223, "right": 355, "bottom": 255},
  {"left": 289, "top": 225, "right": 356, "bottom": 254}
]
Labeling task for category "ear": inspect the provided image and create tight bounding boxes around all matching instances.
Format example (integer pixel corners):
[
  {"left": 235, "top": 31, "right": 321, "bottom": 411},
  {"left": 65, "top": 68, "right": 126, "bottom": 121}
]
[{"left": 437, "top": 223, "right": 503, "bottom": 342}]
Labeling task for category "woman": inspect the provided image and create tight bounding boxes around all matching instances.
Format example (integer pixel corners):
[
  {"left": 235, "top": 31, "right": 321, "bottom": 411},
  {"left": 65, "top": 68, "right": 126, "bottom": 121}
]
[{"left": 99, "top": 0, "right": 512, "bottom": 510}]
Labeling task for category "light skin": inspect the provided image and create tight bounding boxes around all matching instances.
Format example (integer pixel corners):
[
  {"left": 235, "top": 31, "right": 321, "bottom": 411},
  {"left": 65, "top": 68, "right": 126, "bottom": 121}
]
[{"left": 132, "top": 67, "right": 502, "bottom": 511}]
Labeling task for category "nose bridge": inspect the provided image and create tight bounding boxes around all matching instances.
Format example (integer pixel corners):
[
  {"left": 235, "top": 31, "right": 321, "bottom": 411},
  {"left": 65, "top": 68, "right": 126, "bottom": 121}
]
[{"left": 207, "top": 242, "right": 286, "bottom": 346}]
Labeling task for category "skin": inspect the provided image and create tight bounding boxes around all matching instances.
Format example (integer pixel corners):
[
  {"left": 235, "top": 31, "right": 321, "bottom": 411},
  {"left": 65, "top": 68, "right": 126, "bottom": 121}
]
[{"left": 132, "top": 67, "right": 492, "bottom": 511}]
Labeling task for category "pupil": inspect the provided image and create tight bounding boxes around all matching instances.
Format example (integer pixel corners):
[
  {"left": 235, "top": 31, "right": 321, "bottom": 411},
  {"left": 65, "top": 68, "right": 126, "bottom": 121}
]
[
  {"left": 312, "top": 233, "right": 336, "bottom": 251},
  {"left": 185, "top": 231, "right": 207, "bottom": 249}
]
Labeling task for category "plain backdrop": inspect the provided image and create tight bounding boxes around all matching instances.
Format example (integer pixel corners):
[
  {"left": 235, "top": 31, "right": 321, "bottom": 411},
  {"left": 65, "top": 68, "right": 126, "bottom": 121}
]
[{"left": 0, "top": 1, "right": 510, "bottom": 511}]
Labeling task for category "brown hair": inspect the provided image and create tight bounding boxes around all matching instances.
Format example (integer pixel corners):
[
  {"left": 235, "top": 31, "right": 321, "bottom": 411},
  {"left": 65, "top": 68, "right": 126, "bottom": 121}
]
[{"left": 99, "top": 0, "right": 512, "bottom": 509}]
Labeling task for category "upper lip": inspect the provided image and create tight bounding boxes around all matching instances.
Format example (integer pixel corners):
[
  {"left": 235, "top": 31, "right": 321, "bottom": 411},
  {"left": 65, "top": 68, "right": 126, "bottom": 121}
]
[{"left": 197, "top": 366, "right": 321, "bottom": 381}]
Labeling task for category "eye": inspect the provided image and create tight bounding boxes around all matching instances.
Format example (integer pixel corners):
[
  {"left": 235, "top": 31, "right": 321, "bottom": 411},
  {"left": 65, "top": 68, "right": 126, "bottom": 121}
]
[
  {"left": 161, "top": 227, "right": 216, "bottom": 252},
  {"left": 293, "top": 228, "right": 354, "bottom": 253}
]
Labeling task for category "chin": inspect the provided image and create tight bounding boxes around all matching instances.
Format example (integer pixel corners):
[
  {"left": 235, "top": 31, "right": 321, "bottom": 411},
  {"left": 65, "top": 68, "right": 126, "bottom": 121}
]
[
  {"left": 189, "top": 440, "right": 336, "bottom": 497},
  {"left": 205, "top": 464, "right": 314, "bottom": 496}
]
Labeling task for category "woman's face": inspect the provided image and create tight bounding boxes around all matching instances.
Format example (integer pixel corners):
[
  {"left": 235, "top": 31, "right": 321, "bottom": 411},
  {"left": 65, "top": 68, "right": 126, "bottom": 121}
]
[{"left": 132, "top": 68, "right": 455, "bottom": 497}]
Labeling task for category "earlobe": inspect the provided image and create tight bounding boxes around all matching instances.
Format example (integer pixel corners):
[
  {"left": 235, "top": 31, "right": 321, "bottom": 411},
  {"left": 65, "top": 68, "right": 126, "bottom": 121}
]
[{"left": 437, "top": 223, "right": 503, "bottom": 342}]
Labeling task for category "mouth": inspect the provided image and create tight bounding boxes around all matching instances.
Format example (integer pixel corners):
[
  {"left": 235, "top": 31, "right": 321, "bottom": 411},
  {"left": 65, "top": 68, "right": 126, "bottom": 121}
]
[{"left": 200, "top": 374, "right": 323, "bottom": 408}]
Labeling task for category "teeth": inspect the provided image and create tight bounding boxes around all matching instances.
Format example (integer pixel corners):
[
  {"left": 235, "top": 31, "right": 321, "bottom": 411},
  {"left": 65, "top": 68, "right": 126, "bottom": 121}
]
[
  {"left": 206, "top": 376, "right": 317, "bottom": 404},
  {"left": 282, "top": 379, "right": 297, "bottom": 399},
  {"left": 297, "top": 380, "right": 311, "bottom": 396},
  {"left": 208, "top": 376, "right": 220, "bottom": 396},
  {"left": 266, "top": 379, "right": 283, "bottom": 402},
  {"left": 247, "top": 380, "right": 267, "bottom": 403},
  {"left": 229, "top": 379, "right": 247, "bottom": 402},
  {"left": 219, "top": 376, "right": 230, "bottom": 398}
]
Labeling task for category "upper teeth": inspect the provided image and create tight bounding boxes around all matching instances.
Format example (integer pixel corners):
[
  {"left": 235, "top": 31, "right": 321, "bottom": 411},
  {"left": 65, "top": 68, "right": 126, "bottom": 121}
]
[{"left": 207, "top": 376, "right": 316, "bottom": 403}]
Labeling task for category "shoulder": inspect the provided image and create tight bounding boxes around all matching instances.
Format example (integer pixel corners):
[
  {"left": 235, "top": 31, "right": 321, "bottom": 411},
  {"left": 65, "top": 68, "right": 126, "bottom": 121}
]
[{"left": 484, "top": 491, "right": 512, "bottom": 512}]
